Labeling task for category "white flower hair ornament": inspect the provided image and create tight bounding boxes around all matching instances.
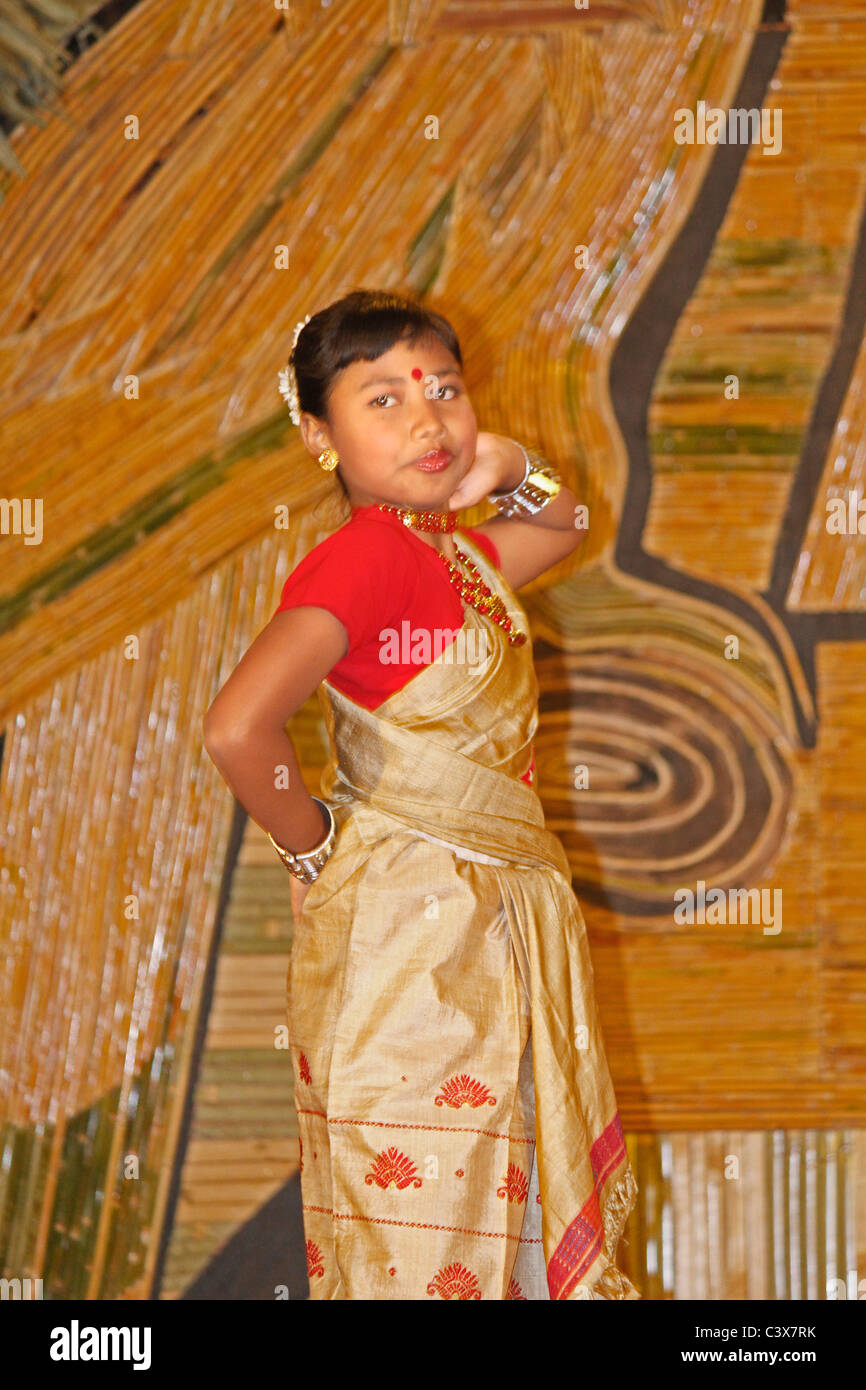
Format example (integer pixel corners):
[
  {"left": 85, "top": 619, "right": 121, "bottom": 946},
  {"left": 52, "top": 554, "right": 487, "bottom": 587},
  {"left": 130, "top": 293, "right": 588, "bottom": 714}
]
[{"left": 277, "top": 314, "right": 311, "bottom": 426}]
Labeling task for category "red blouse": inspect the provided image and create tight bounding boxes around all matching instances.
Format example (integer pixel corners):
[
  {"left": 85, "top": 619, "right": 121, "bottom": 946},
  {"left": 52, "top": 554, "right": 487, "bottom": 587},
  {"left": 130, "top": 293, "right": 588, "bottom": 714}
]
[
  {"left": 272, "top": 504, "right": 501, "bottom": 710},
  {"left": 272, "top": 504, "right": 537, "bottom": 787}
]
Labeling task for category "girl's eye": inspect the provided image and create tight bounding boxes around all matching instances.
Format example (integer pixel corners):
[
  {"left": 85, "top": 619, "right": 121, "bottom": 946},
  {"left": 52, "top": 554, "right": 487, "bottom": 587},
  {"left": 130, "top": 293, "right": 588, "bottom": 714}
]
[{"left": 368, "top": 383, "right": 460, "bottom": 407}]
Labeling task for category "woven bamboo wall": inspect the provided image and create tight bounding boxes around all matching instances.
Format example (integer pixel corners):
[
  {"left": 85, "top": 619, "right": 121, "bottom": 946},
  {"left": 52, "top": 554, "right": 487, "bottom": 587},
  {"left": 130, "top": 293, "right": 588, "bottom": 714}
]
[{"left": 1, "top": 0, "right": 865, "bottom": 1299}]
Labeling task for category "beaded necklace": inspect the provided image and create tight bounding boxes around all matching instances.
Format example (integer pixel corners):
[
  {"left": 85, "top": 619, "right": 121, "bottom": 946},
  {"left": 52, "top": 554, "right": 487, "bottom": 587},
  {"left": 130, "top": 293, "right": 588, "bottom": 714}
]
[{"left": 374, "top": 502, "right": 527, "bottom": 647}]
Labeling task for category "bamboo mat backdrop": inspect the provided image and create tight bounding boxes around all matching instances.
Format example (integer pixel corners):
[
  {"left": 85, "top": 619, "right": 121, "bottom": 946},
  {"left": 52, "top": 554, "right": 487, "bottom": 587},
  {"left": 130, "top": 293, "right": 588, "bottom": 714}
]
[{"left": 1, "top": 0, "right": 865, "bottom": 1299}]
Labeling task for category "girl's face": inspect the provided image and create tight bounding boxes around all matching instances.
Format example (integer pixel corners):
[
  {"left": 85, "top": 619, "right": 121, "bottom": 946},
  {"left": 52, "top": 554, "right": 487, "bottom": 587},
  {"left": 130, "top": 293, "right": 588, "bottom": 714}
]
[{"left": 300, "top": 333, "right": 477, "bottom": 511}]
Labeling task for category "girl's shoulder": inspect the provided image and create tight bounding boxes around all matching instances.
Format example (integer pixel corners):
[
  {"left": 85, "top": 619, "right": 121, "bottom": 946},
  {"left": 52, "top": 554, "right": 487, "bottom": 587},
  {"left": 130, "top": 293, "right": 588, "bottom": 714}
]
[
  {"left": 303, "top": 505, "right": 419, "bottom": 560},
  {"left": 283, "top": 504, "right": 499, "bottom": 579},
  {"left": 280, "top": 507, "right": 407, "bottom": 576},
  {"left": 274, "top": 507, "right": 414, "bottom": 619},
  {"left": 327, "top": 505, "right": 415, "bottom": 546}
]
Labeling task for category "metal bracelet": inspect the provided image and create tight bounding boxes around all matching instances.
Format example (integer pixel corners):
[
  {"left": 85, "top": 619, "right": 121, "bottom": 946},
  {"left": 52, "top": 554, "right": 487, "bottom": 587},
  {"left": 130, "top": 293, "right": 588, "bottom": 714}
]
[
  {"left": 488, "top": 441, "right": 562, "bottom": 519},
  {"left": 268, "top": 796, "right": 336, "bottom": 884},
  {"left": 489, "top": 445, "right": 531, "bottom": 499}
]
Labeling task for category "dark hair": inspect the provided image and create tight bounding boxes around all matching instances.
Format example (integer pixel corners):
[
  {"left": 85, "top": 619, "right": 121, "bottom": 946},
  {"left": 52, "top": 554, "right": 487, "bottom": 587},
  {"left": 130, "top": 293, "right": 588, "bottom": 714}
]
[{"left": 288, "top": 288, "right": 463, "bottom": 518}]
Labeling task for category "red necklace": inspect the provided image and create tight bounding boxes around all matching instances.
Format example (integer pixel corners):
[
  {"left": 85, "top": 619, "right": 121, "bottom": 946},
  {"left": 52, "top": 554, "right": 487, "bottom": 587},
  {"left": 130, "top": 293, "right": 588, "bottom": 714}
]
[
  {"left": 375, "top": 503, "right": 527, "bottom": 646},
  {"left": 436, "top": 544, "right": 527, "bottom": 646},
  {"left": 373, "top": 502, "right": 456, "bottom": 532}
]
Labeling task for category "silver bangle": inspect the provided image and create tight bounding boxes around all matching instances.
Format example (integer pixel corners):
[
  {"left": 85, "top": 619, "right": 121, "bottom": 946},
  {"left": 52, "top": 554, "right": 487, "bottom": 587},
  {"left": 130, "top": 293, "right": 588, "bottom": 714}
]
[
  {"left": 268, "top": 796, "right": 336, "bottom": 883},
  {"left": 489, "top": 445, "right": 531, "bottom": 498},
  {"left": 488, "top": 441, "right": 562, "bottom": 519}
]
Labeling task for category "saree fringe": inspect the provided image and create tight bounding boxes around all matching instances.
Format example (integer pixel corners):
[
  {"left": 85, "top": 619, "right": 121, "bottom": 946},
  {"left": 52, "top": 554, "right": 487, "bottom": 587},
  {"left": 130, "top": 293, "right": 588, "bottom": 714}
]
[{"left": 585, "top": 1169, "right": 641, "bottom": 1300}]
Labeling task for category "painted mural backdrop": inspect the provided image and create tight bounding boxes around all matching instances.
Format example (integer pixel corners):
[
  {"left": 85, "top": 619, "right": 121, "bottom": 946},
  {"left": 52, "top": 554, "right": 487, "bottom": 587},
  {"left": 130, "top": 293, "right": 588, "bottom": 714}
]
[{"left": 1, "top": 0, "right": 864, "bottom": 1300}]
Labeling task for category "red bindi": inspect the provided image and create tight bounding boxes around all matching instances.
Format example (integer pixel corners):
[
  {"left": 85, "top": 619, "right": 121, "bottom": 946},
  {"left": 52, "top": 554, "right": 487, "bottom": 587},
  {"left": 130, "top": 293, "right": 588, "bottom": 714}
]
[{"left": 411, "top": 367, "right": 423, "bottom": 379}]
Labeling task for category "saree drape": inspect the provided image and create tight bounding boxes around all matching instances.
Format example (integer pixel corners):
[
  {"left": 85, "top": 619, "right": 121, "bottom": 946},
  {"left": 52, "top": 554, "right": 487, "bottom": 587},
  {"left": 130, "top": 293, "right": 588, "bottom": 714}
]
[{"left": 287, "top": 531, "right": 640, "bottom": 1300}]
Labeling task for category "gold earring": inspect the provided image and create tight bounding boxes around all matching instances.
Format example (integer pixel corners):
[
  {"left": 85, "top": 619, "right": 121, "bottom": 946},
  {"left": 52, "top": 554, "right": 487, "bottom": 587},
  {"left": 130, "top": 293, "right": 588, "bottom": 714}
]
[{"left": 318, "top": 447, "right": 339, "bottom": 471}]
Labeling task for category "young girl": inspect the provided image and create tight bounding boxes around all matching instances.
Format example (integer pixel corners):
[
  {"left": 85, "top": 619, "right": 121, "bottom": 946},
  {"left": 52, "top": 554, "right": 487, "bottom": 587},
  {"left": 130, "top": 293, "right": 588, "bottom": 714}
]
[{"left": 203, "top": 289, "right": 639, "bottom": 1301}]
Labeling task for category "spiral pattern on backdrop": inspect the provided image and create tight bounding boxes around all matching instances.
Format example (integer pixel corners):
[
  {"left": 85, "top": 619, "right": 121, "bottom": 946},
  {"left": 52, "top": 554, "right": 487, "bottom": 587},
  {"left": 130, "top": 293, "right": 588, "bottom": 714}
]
[{"left": 534, "top": 644, "right": 794, "bottom": 917}]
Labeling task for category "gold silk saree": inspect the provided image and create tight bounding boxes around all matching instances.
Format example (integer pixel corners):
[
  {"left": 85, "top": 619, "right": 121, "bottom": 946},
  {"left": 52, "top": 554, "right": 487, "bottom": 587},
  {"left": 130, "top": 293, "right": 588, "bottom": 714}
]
[{"left": 287, "top": 531, "right": 640, "bottom": 1300}]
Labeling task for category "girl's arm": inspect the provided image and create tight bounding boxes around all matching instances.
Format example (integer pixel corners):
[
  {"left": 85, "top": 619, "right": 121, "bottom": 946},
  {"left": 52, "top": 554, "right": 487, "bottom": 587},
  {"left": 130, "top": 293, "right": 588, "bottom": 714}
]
[
  {"left": 473, "top": 484, "right": 585, "bottom": 591},
  {"left": 202, "top": 606, "right": 347, "bottom": 851},
  {"left": 450, "top": 434, "right": 586, "bottom": 590}
]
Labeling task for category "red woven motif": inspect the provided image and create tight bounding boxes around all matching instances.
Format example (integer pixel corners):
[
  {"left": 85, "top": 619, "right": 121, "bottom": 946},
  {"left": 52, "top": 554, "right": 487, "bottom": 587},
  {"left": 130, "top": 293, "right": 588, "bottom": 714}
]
[
  {"left": 519, "top": 744, "right": 536, "bottom": 786},
  {"left": 506, "top": 1276, "right": 527, "bottom": 1300},
  {"left": 306, "top": 1240, "right": 324, "bottom": 1279},
  {"left": 496, "top": 1161, "right": 529, "bottom": 1203},
  {"left": 364, "top": 1146, "right": 423, "bottom": 1190},
  {"left": 298, "top": 1051, "right": 312, "bottom": 1085},
  {"left": 426, "top": 1261, "right": 482, "bottom": 1299},
  {"left": 434, "top": 1074, "right": 498, "bottom": 1108}
]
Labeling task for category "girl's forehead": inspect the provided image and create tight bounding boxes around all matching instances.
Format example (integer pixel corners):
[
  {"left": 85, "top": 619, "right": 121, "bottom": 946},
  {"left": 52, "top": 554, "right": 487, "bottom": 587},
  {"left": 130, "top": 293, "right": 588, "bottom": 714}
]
[{"left": 339, "top": 339, "right": 460, "bottom": 388}]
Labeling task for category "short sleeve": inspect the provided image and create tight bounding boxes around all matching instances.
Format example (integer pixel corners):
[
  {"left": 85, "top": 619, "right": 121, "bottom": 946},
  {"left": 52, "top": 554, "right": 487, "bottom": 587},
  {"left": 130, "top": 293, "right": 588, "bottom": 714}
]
[
  {"left": 463, "top": 526, "right": 501, "bottom": 569},
  {"left": 272, "top": 524, "right": 406, "bottom": 654}
]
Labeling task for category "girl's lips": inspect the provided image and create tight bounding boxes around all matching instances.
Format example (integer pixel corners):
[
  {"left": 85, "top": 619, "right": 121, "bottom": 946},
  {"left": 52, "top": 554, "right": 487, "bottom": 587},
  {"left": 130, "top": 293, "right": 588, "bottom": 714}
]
[{"left": 415, "top": 449, "right": 452, "bottom": 472}]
